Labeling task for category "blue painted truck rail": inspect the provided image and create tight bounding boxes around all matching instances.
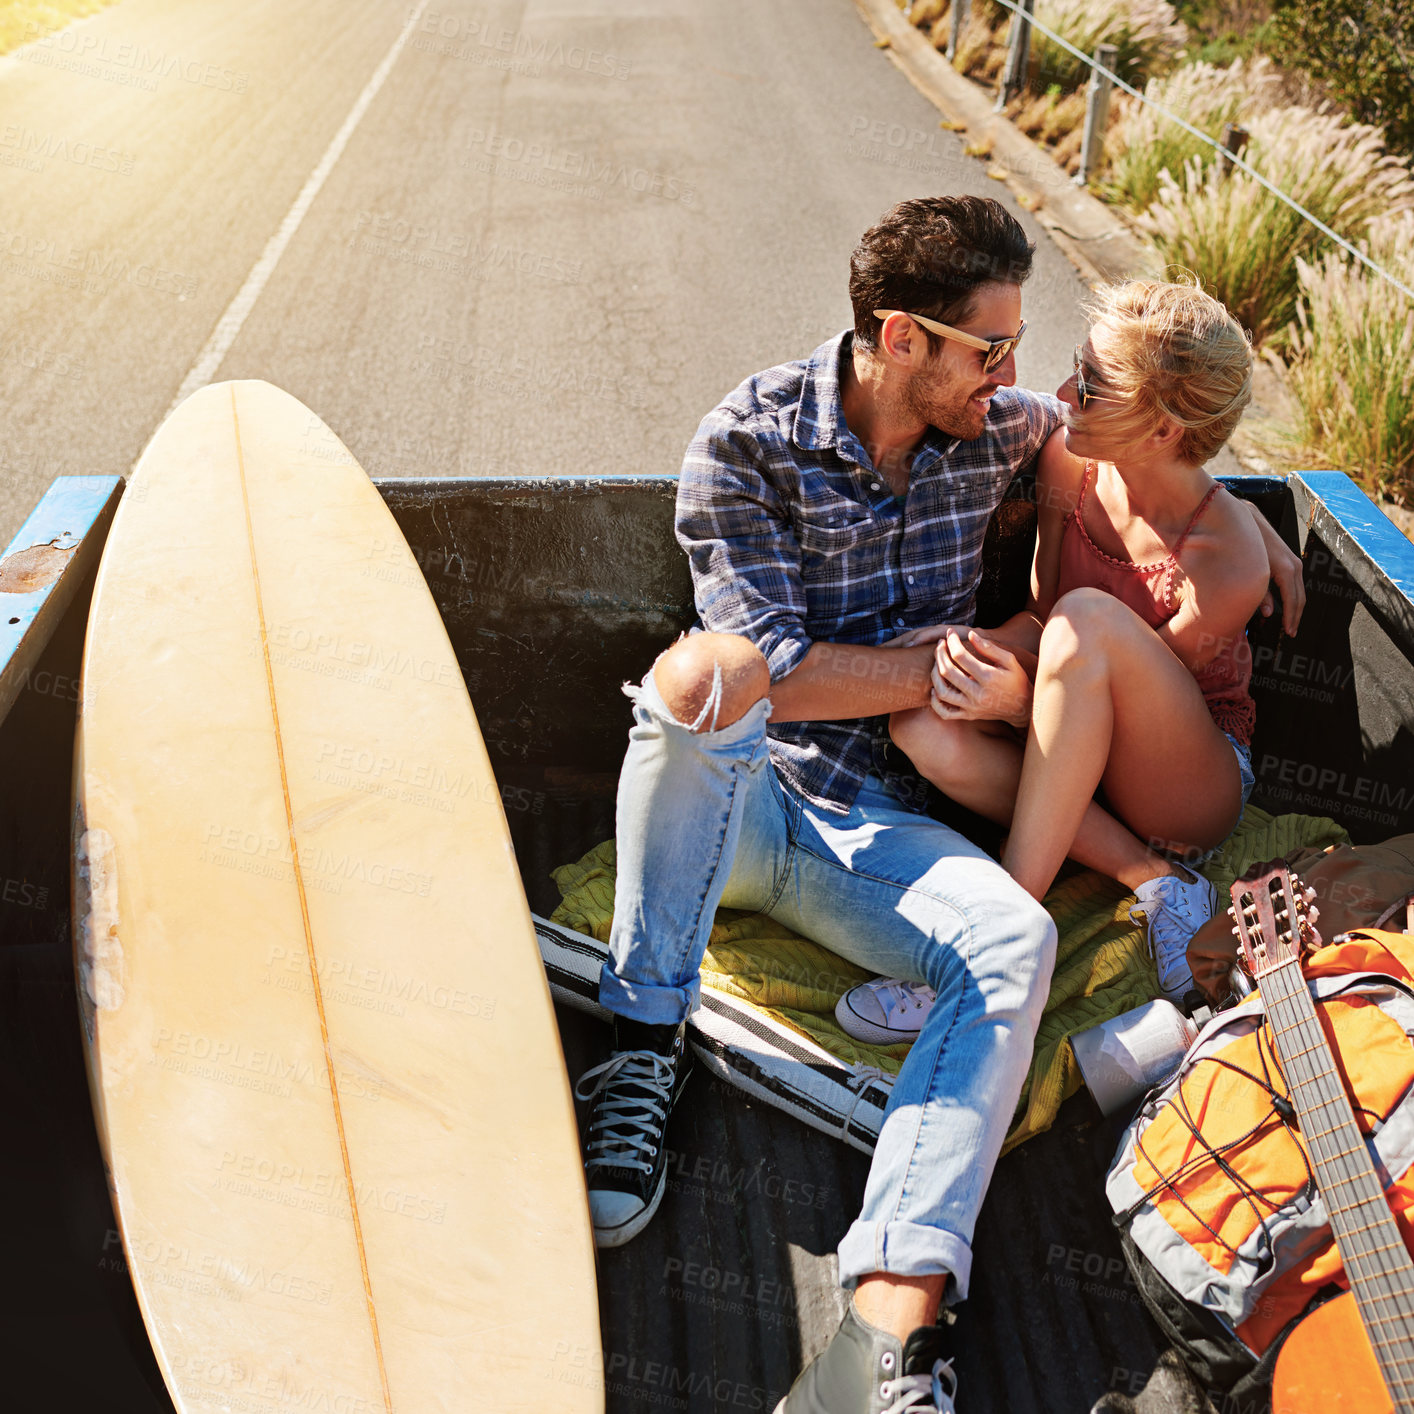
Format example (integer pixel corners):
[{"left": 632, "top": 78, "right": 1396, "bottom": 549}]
[
  {"left": 1290, "top": 471, "right": 1414, "bottom": 645},
  {"left": 0, "top": 476, "right": 122, "bottom": 730}
]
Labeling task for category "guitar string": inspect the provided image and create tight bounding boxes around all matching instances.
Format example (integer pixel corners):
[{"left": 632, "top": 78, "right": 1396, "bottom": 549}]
[
  {"left": 1264, "top": 961, "right": 1414, "bottom": 1396},
  {"left": 1263, "top": 960, "right": 1414, "bottom": 1370},
  {"left": 1259, "top": 901, "right": 1414, "bottom": 1403},
  {"left": 1237, "top": 894, "right": 1414, "bottom": 1375},
  {"left": 1252, "top": 934, "right": 1399, "bottom": 1291},
  {"left": 1265, "top": 977, "right": 1394, "bottom": 1262}
]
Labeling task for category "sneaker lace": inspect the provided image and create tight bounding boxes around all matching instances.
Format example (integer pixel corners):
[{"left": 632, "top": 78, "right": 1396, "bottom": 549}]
[
  {"left": 870, "top": 979, "right": 935, "bottom": 1021},
  {"left": 1130, "top": 881, "right": 1208, "bottom": 988},
  {"left": 574, "top": 1049, "right": 677, "bottom": 1175},
  {"left": 881, "top": 1358, "right": 958, "bottom": 1414}
]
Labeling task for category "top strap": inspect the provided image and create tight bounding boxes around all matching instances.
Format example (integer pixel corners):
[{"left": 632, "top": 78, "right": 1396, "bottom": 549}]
[
  {"left": 1171, "top": 483, "right": 1221, "bottom": 557},
  {"left": 1073, "top": 461, "right": 1096, "bottom": 520}
]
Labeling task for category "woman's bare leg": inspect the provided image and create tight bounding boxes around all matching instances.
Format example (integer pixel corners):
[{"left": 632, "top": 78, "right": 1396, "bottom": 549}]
[
  {"left": 1001, "top": 588, "right": 1241, "bottom": 901},
  {"left": 888, "top": 710, "right": 1183, "bottom": 891}
]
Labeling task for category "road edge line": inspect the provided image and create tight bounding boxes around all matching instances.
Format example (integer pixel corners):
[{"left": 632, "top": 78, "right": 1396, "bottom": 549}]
[{"left": 164, "top": 0, "right": 433, "bottom": 419}]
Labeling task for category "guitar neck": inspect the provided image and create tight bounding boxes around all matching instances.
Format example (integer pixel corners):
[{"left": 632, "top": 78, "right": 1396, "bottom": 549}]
[{"left": 1262, "top": 957, "right": 1414, "bottom": 1410}]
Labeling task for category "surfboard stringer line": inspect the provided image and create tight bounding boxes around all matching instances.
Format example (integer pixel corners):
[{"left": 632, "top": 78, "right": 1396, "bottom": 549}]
[{"left": 229, "top": 384, "right": 394, "bottom": 1414}]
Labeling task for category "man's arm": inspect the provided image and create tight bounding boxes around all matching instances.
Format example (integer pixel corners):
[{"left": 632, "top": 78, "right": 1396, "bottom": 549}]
[
  {"left": 678, "top": 415, "right": 957, "bottom": 725},
  {"left": 767, "top": 633, "right": 943, "bottom": 724},
  {"left": 1243, "top": 500, "right": 1305, "bottom": 635}
]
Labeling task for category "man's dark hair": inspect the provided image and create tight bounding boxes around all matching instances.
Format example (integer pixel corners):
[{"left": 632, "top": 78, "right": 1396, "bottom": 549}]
[{"left": 849, "top": 196, "right": 1036, "bottom": 355}]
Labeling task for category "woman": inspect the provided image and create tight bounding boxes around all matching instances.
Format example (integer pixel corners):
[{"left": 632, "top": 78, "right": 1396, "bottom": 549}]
[{"left": 841, "top": 279, "right": 1266, "bottom": 1040}]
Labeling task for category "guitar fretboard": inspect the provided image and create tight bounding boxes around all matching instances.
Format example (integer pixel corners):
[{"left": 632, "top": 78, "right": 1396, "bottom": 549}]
[{"left": 1263, "top": 955, "right": 1414, "bottom": 1412}]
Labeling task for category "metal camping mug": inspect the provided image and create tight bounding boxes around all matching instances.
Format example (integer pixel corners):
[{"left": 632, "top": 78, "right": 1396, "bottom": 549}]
[{"left": 1070, "top": 999, "right": 1200, "bottom": 1116}]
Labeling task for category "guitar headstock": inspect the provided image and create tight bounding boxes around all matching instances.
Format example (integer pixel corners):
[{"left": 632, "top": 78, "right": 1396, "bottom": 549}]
[{"left": 1229, "top": 861, "right": 1323, "bottom": 981}]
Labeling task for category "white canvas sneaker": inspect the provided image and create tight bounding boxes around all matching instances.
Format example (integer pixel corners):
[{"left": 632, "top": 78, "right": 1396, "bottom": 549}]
[
  {"left": 1130, "top": 871, "right": 1217, "bottom": 1002},
  {"left": 835, "top": 977, "right": 937, "bottom": 1045}
]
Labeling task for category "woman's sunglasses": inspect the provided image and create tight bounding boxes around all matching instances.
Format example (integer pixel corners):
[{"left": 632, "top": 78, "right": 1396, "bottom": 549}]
[{"left": 1073, "top": 346, "right": 1122, "bottom": 411}]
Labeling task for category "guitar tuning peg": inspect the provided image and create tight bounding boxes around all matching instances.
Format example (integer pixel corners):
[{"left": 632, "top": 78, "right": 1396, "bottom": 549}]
[
  {"left": 1307, "top": 905, "right": 1320, "bottom": 923},
  {"left": 1226, "top": 905, "right": 1236, "bottom": 919},
  {"left": 1303, "top": 886, "right": 1317, "bottom": 905}
]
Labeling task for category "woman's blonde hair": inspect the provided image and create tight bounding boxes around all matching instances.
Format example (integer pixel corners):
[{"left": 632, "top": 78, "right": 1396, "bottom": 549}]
[{"left": 1083, "top": 278, "right": 1253, "bottom": 465}]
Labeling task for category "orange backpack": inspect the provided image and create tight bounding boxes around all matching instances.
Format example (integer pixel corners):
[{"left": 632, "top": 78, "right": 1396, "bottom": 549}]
[{"left": 1106, "top": 930, "right": 1414, "bottom": 1392}]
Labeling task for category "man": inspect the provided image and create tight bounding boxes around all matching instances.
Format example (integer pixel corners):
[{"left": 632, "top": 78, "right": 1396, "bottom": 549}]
[{"left": 572, "top": 196, "right": 1300, "bottom": 1414}]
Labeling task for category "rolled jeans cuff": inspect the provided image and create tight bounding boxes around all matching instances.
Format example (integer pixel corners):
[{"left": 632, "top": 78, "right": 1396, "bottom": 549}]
[
  {"left": 597, "top": 969, "right": 702, "bottom": 1025},
  {"left": 835, "top": 1220, "right": 973, "bottom": 1306}
]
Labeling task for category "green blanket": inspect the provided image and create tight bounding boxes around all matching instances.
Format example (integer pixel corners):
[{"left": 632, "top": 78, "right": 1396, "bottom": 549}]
[{"left": 551, "top": 806, "right": 1347, "bottom": 1152}]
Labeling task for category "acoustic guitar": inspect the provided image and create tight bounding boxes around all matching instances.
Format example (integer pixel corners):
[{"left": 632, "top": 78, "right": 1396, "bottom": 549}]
[{"left": 1229, "top": 862, "right": 1414, "bottom": 1414}]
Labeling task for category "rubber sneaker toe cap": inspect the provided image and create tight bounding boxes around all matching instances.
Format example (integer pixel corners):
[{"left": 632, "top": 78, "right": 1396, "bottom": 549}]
[{"left": 588, "top": 1189, "right": 650, "bottom": 1245}]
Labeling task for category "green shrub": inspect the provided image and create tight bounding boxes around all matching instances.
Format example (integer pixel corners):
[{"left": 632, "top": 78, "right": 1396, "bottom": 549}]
[
  {"left": 1284, "top": 213, "right": 1414, "bottom": 503},
  {"left": 1101, "top": 57, "right": 1281, "bottom": 213},
  {"left": 1271, "top": 0, "right": 1414, "bottom": 157},
  {"left": 1173, "top": 0, "right": 1278, "bottom": 65},
  {"left": 1140, "top": 106, "right": 1414, "bottom": 344}
]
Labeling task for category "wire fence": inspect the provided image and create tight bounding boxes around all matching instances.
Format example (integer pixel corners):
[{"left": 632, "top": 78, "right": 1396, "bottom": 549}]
[{"left": 968, "top": 0, "right": 1414, "bottom": 303}]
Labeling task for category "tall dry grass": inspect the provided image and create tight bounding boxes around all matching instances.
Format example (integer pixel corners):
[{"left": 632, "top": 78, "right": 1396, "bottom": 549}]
[
  {"left": 1284, "top": 212, "right": 1414, "bottom": 504},
  {"left": 1031, "top": 0, "right": 1186, "bottom": 93},
  {"left": 1140, "top": 107, "right": 1414, "bottom": 345},
  {"left": 914, "top": 0, "right": 1183, "bottom": 97},
  {"left": 1102, "top": 57, "right": 1282, "bottom": 213}
]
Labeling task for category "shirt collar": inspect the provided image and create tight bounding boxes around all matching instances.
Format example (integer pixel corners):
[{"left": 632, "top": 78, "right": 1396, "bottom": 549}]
[{"left": 791, "top": 331, "right": 851, "bottom": 453}]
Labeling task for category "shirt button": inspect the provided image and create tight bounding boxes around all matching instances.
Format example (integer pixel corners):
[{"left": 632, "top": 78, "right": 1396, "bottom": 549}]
[
  {"left": 907, "top": 574, "right": 915, "bottom": 584},
  {"left": 870, "top": 482, "right": 881, "bottom": 492},
  {"left": 895, "top": 616, "right": 905, "bottom": 626}
]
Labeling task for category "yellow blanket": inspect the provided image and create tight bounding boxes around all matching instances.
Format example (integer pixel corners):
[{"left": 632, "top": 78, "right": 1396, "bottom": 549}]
[{"left": 550, "top": 806, "right": 1348, "bottom": 1153}]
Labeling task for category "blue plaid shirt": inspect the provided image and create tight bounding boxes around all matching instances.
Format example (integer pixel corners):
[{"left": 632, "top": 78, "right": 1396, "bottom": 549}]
[{"left": 677, "top": 331, "right": 1060, "bottom": 814}]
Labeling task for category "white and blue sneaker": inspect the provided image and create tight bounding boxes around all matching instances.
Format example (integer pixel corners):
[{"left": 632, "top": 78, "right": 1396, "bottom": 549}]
[
  {"left": 1130, "top": 871, "right": 1217, "bottom": 1002},
  {"left": 835, "top": 978, "right": 937, "bottom": 1045}
]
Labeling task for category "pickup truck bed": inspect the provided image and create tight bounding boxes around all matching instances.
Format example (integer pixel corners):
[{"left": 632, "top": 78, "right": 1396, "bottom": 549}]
[{"left": 1, "top": 468, "right": 1411, "bottom": 1414}]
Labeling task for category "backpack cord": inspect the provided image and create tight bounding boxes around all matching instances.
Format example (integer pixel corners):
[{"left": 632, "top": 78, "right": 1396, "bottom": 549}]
[{"left": 1118, "top": 1051, "right": 1313, "bottom": 1273}]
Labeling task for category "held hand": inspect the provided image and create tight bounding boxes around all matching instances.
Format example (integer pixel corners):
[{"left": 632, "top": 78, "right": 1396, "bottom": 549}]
[
  {"left": 881, "top": 623, "right": 960, "bottom": 650},
  {"left": 929, "top": 630, "right": 1033, "bottom": 728}
]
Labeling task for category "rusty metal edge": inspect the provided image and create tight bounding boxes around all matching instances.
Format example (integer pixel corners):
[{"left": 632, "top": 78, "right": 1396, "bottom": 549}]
[{"left": 0, "top": 476, "right": 124, "bottom": 733}]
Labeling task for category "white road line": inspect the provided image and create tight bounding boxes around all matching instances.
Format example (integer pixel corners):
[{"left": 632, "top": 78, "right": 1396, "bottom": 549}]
[{"left": 164, "top": 0, "right": 432, "bottom": 419}]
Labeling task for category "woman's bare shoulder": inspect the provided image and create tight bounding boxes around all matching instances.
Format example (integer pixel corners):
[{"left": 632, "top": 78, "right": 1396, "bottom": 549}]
[
  {"left": 1184, "top": 485, "right": 1270, "bottom": 599},
  {"left": 1035, "top": 427, "right": 1086, "bottom": 514}
]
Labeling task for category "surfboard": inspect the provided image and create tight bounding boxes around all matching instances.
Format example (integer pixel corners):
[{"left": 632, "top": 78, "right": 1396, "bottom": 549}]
[{"left": 73, "top": 380, "right": 603, "bottom": 1414}]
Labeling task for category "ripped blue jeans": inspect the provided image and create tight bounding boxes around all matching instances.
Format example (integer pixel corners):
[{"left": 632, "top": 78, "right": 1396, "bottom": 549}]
[{"left": 601, "top": 664, "right": 1058, "bottom": 1300}]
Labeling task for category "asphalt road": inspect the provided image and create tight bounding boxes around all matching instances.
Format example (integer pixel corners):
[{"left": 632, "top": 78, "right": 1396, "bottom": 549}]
[{"left": 0, "top": 0, "right": 1095, "bottom": 545}]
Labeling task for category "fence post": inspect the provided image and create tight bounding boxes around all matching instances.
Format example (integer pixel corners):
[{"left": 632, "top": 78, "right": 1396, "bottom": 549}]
[
  {"left": 995, "top": 0, "right": 1034, "bottom": 110},
  {"left": 947, "top": 0, "right": 970, "bottom": 64},
  {"left": 1074, "top": 43, "right": 1118, "bottom": 185},
  {"left": 1216, "top": 122, "right": 1250, "bottom": 178}
]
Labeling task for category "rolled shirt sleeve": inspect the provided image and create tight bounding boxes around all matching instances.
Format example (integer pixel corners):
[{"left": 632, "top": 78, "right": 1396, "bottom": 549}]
[{"left": 676, "top": 413, "right": 813, "bottom": 683}]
